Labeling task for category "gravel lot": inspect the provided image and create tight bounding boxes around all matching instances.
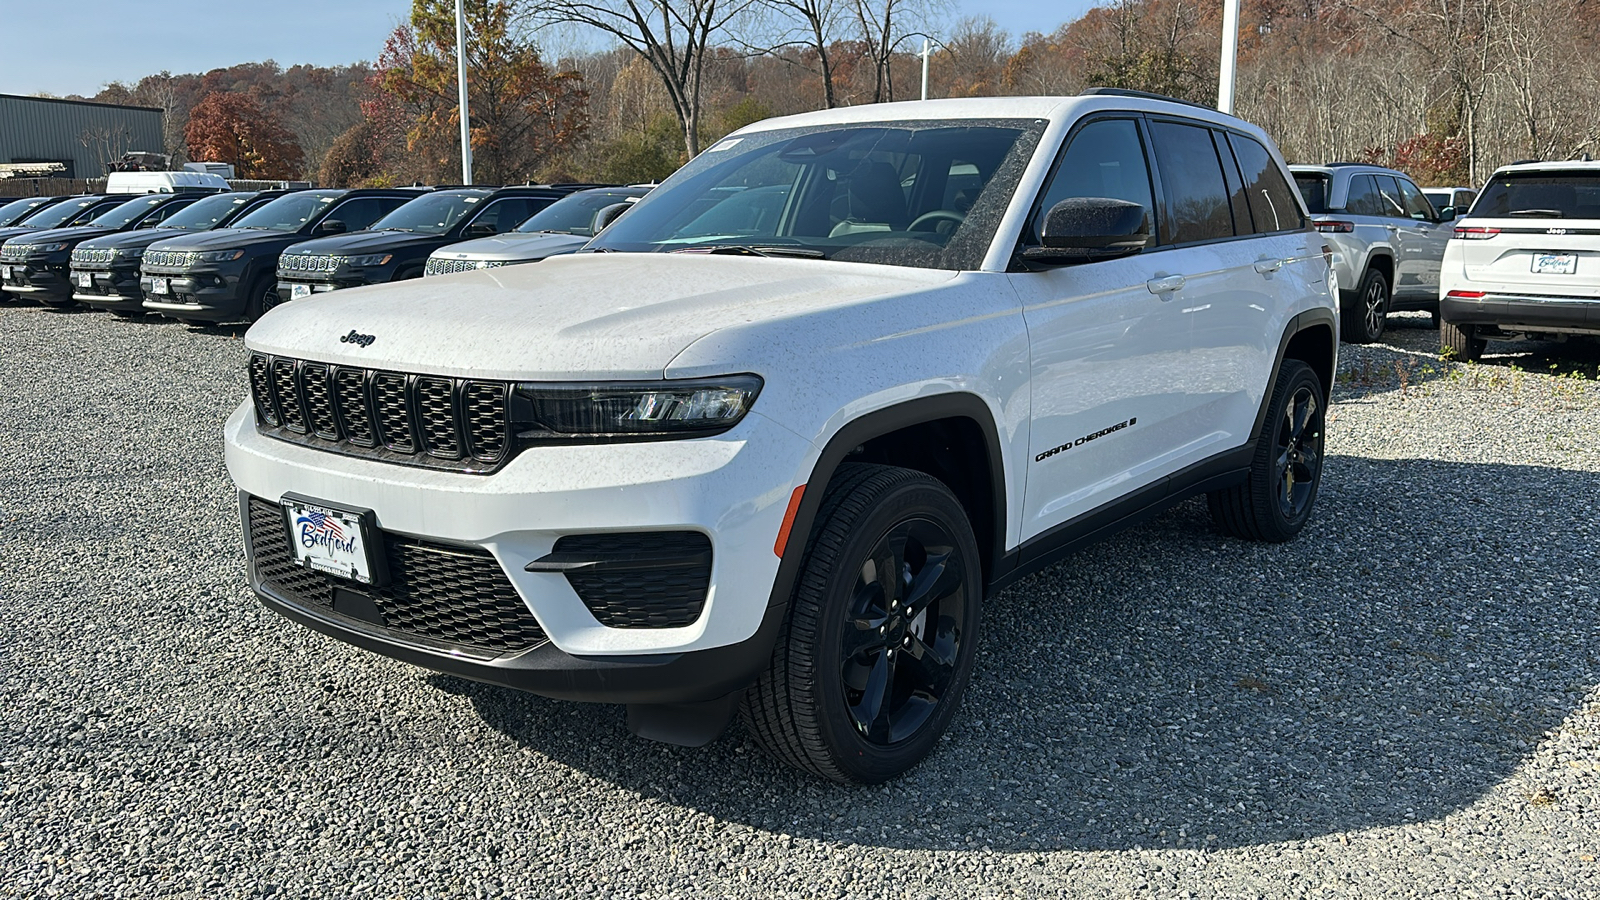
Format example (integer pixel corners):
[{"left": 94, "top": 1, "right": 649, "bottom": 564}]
[{"left": 2, "top": 305, "right": 1597, "bottom": 899}]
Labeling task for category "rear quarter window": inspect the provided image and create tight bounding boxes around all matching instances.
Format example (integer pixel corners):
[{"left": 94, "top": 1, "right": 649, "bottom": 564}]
[
  {"left": 1294, "top": 174, "right": 1330, "bottom": 214},
  {"left": 1229, "top": 135, "right": 1305, "bottom": 232}
]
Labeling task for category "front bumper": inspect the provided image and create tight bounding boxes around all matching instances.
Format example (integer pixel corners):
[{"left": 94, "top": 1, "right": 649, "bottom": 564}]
[
  {"left": 1441, "top": 293, "right": 1600, "bottom": 336},
  {"left": 225, "top": 402, "right": 814, "bottom": 699},
  {"left": 276, "top": 277, "right": 347, "bottom": 301},
  {"left": 71, "top": 266, "right": 145, "bottom": 310},
  {"left": 2, "top": 263, "right": 73, "bottom": 302},
  {"left": 140, "top": 267, "right": 245, "bottom": 321}
]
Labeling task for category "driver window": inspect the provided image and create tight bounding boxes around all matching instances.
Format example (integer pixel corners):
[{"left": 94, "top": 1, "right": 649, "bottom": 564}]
[{"left": 1029, "top": 119, "right": 1155, "bottom": 246}]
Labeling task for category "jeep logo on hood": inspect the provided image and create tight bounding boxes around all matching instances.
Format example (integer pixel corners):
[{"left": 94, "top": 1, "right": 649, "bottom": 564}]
[{"left": 339, "top": 330, "right": 376, "bottom": 348}]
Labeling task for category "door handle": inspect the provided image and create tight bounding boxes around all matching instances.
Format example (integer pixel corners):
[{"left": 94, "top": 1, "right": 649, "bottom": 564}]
[
  {"left": 1253, "top": 258, "right": 1284, "bottom": 275},
  {"left": 1146, "top": 274, "right": 1186, "bottom": 295},
  {"left": 1385, "top": 224, "right": 1400, "bottom": 232}
]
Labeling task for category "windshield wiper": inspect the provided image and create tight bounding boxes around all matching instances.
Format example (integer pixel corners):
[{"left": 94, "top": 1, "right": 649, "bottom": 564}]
[
  {"left": 1507, "top": 209, "right": 1563, "bottom": 217},
  {"left": 673, "top": 244, "right": 826, "bottom": 259}
]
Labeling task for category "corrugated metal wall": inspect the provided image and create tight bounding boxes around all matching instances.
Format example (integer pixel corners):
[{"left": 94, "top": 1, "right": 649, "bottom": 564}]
[{"left": 0, "top": 94, "right": 164, "bottom": 180}]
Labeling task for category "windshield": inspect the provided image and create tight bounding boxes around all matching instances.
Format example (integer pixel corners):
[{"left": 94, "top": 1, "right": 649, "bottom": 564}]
[
  {"left": 22, "top": 197, "right": 103, "bottom": 229},
  {"left": 370, "top": 190, "right": 491, "bottom": 234},
  {"left": 90, "top": 196, "right": 169, "bottom": 229},
  {"left": 161, "top": 192, "right": 258, "bottom": 231},
  {"left": 1294, "top": 173, "right": 1331, "bottom": 214},
  {"left": 233, "top": 190, "right": 344, "bottom": 231},
  {"left": 0, "top": 197, "right": 52, "bottom": 227},
  {"left": 516, "top": 189, "right": 649, "bottom": 236},
  {"left": 588, "top": 120, "right": 1043, "bottom": 270},
  {"left": 1470, "top": 173, "right": 1600, "bottom": 219}
]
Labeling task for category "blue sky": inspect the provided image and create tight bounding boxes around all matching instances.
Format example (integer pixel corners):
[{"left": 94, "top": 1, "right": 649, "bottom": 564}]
[{"left": 0, "top": 0, "right": 1098, "bottom": 98}]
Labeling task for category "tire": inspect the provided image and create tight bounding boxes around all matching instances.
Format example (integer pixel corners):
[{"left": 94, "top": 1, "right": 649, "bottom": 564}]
[
  {"left": 1208, "top": 360, "right": 1325, "bottom": 543},
  {"left": 1440, "top": 321, "right": 1486, "bottom": 361},
  {"left": 1428, "top": 305, "right": 1441, "bottom": 329},
  {"left": 741, "top": 464, "right": 983, "bottom": 784},
  {"left": 1341, "top": 269, "right": 1389, "bottom": 344},
  {"left": 243, "top": 277, "right": 278, "bottom": 323}
]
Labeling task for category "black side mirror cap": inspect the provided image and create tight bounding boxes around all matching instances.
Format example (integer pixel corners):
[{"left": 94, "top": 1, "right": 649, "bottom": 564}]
[
  {"left": 317, "top": 219, "right": 347, "bottom": 236},
  {"left": 465, "top": 222, "right": 497, "bottom": 238},
  {"left": 1438, "top": 207, "right": 1457, "bottom": 221},
  {"left": 1024, "top": 197, "right": 1152, "bottom": 264},
  {"left": 592, "top": 202, "right": 630, "bottom": 233}
]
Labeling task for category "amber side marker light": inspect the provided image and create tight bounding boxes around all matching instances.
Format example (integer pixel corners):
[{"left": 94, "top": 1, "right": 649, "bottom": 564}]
[{"left": 774, "top": 485, "right": 806, "bottom": 557}]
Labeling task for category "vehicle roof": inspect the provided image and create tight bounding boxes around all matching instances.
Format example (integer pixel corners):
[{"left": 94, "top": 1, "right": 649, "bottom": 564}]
[
  {"left": 1289, "top": 163, "right": 1412, "bottom": 178},
  {"left": 738, "top": 93, "right": 1263, "bottom": 136},
  {"left": 1488, "top": 160, "right": 1600, "bottom": 175}
]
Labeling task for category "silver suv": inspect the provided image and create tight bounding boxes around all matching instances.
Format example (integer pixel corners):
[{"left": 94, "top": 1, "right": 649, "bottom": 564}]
[{"left": 1292, "top": 164, "right": 1454, "bottom": 342}]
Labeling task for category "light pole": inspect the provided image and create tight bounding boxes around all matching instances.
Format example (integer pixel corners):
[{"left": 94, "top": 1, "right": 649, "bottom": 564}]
[
  {"left": 920, "top": 38, "right": 931, "bottom": 101},
  {"left": 1217, "top": 0, "right": 1241, "bottom": 114},
  {"left": 455, "top": 0, "right": 473, "bottom": 184}
]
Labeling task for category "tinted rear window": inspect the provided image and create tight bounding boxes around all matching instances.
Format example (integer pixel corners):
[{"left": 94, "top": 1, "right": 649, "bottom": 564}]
[
  {"left": 1294, "top": 174, "right": 1330, "bottom": 214},
  {"left": 1471, "top": 173, "right": 1600, "bottom": 219},
  {"left": 1149, "top": 121, "right": 1234, "bottom": 244}
]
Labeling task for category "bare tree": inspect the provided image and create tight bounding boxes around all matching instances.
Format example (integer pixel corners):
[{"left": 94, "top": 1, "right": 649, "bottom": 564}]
[
  {"left": 760, "top": 0, "right": 844, "bottom": 107},
  {"left": 524, "top": 0, "right": 759, "bottom": 156}
]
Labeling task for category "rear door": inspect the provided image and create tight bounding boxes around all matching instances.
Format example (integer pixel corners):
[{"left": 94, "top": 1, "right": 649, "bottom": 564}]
[{"left": 1395, "top": 177, "right": 1450, "bottom": 298}]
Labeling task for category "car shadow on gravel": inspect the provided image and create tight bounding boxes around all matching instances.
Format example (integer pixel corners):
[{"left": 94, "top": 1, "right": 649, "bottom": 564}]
[{"left": 443, "top": 455, "right": 1600, "bottom": 853}]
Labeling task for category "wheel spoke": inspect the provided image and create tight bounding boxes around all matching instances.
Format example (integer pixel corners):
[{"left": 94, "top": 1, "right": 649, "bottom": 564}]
[
  {"left": 849, "top": 650, "right": 898, "bottom": 742},
  {"left": 901, "top": 630, "right": 955, "bottom": 697},
  {"left": 902, "top": 550, "right": 960, "bottom": 616}
]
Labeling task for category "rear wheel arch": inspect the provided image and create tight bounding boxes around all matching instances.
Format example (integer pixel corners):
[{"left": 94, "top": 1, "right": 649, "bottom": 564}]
[
  {"left": 1251, "top": 308, "right": 1337, "bottom": 443},
  {"left": 1363, "top": 251, "right": 1394, "bottom": 288}
]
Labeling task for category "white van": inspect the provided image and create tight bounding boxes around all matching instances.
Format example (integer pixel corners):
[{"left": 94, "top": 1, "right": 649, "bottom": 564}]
[{"left": 106, "top": 171, "right": 230, "bottom": 195}]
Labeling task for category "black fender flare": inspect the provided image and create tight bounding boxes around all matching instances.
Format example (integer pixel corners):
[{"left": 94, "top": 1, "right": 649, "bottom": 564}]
[{"left": 1249, "top": 306, "right": 1338, "bottom": 444}]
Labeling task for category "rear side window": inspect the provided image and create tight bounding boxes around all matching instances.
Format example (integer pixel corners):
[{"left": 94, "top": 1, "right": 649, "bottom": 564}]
[
  {"left": 1229, "top": 135, "right": 1305, "bottom": 232},
  {"left": 1471, "top": 173, "right": 1600, "bottom": 219},
  {"left": 1371, "top": 176, "right": 1408, "bottom": 219},
  {"left": 471, "top": 197, "right": 552, "bottom": 233},
  {"left": 1294, "top": 174, "right": 1330, "bottom": 214},
  {"left": 1149, "top": 120, "right": 1233, "bottom": 244},
  {"left": 1029, "top": 118, "right": 1156, "bottom": 245},
  {"left": 1343, "top": 176, "right": 1384, "bottom": 217}
]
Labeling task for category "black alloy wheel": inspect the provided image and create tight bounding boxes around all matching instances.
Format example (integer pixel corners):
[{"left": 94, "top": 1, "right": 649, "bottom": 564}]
[
  {"left": 244, "top": 277, "right": 278, "bottom": 323},
  {"left": 1208, "top": 360, "right": 1326, "bottom": 542},
  {"left": 741, "top": 464, "right": 983, "bottom": 784},
  {"left": 1343, "top": 269, "right": 1389, "bottom": 344}
]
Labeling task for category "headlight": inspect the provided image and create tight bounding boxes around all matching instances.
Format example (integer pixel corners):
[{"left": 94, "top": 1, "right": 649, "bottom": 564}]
[
  {"left": 32, "top": 242, "right": 68, "bottom": 254},
  {"left": 511, "top": 375, "right": 763, "bottom": 441},
  {"left": 346, "top": 254, "right": 393, "bottom": 267},
  {"left": 197, "top": 249, "right": 245, "bottom": 263},
  {"left": 115, "top": 248, "right": 144, "bottom": 260}
]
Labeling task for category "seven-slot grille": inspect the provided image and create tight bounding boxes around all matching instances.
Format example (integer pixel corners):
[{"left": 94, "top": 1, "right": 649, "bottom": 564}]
[
  {"left": 280, "top": 253, "right": 342, "bottom": 274},
  {"left": 0, "top": 244, "right": 33, "bottom": 262},
  {"left": 143, "top": 249, "right": 198, "bottom": 269},
  {"left": 248, "top": 353, "right": 512, "bottom": 472},
  {"left": 245, "top": 497, "right": 548, "bottom": 655},
  {"left": 424, "top": 257, "right": 505, "bottom": 276},
  {"left": 71, "top": 246, "right": 115, "bottom": 268}
]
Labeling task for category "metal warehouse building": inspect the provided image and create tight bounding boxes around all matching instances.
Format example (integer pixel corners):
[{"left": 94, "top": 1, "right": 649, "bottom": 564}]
[{"left": 0, "top": 93, "right": 164, "bottom": 180}]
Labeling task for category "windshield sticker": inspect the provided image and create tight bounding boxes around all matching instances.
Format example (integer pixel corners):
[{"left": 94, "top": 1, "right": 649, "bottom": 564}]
[{"left": 707, "top": 138, "right": 743, "bottom": 152}]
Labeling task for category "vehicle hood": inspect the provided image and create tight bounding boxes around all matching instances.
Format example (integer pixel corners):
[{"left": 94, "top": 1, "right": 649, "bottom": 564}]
[
  {"left": 0, "top": 226, "right": 42, "bottom": 242},
  {"left": 284, "top": 230, "right": 439, "bottom": 257},
  {"left": 430, "top": 232, "right": 590, "bottom": 263},
  {"left": 148, "top": 228, "right": 300, "bottom": 253},
  {"left": 13, "top": 226, "right": 115, "bottom": 246},
  {"left": 246, "top": 252, "right": 956, "bottom": 380},
  {"left": 76, "top": 228, "right": 187, "bottom": 252}
]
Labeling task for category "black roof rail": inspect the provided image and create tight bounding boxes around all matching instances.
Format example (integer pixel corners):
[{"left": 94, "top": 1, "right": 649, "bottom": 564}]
[
  {"left": 1510, "top": 158, "right": 1542, "bottom": 165},
  {"left": 1079, "top": 87, "right": 1212, "bottom": 111}
]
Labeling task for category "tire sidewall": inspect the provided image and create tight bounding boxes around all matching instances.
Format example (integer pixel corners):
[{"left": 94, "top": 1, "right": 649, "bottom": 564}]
[
  {"left": 805, "top": 477, "right": 983, "bottom": 783},
  {"left": 1257, "top": 362, "right": 1326, "bottom": 539}
]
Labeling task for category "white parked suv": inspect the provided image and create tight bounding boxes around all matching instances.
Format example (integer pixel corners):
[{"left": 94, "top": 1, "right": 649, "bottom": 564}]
[
  {"left": 1439, "top": 160, "right": 1600, "bottom": 360},
  {"left": 226, "top": 90, "right": 1338, "bottom": 783}
]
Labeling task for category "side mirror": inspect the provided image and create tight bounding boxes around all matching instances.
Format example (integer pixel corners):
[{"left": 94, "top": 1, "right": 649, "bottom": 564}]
[
  {"left": 1438, "top": 206, "right": 1457, "bottom": 221},
  {"left": 465, "top": 222, "right": 497, "bottom": 238},
  {"left": 316, "top": 219, "right": 347, "bottom": 236},
  {"left": 592, "top": 202, "right": 630, "bottom": 233},
  {"left": 1024, "top": 197, "right": 1151, "bottom": 264}
]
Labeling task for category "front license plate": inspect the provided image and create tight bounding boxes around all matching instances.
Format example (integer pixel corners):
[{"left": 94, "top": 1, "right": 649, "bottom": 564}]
[
  {"left": 282, "top": 498, "right": 375, "bottom": 584},
  {"left": 1532, "top": 253, "right": 1577, "bottom": 275},
  {"left": 289, "top": 283, "right": 311, "bottom": 301},
  {"left": 77, "top": 273, "right": 93, "bottom": 288},
  {"left": 150, "top": 277, "right": 169, "bottom": 295},
  {"left": 1, "top": 266, "right": 10, "bottom": 280}
]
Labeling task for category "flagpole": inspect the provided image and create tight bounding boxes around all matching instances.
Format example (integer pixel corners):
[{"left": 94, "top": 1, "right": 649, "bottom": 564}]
[
  {"left": 1217, "top": 0, "right": 1241, "bottom": 114},
  {"left": 456, "top": 0, "right": 473, "bottom": 184}
]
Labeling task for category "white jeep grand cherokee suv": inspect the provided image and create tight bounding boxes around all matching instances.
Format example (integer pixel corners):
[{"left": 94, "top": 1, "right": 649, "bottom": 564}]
[
  {"left": 1440, "top": 160, "right": 1600, "bottom": 360},
  {"left": 226, "top": 90, "right": 1338, "bottom": 783}
]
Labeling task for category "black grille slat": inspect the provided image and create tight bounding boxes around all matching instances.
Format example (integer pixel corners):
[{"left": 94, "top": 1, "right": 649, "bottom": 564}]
[
  {"left": 247, "top": 497, "right": 547, "bottom": 654},
  {"left": 301, "top": 364, "right": 339, "bottom": 440},
  {"left": 271, "top": 359, "right": 306, "bottom": 433},
  {"left": 249, "top": 355, "right": 513, "bottom": 471},
  {"left": 373, "top": 373, "right": 416, "bottom": 453},
  {"left": 555, "top": 532, "right": 713, "bottom": 628},
  {"left": 249, "top": 354, "right": 280, "bottom": 426},
  {"left": 333, "top": 368, "right": 376, "bottom": 447},
  {"left": 462, "top": 382, "right": 509, "bottom": 460},
  {"left": 415, "top": 377, "right": 462, "bottom": 459}
]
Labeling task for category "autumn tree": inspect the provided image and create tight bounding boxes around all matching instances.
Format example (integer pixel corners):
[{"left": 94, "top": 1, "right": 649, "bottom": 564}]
[
  {"left": 375, "top": 0, "right": 588, "bottom": 184},
  {"left": 184, "top": 91, "right": 305, "bottom": 179}
]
